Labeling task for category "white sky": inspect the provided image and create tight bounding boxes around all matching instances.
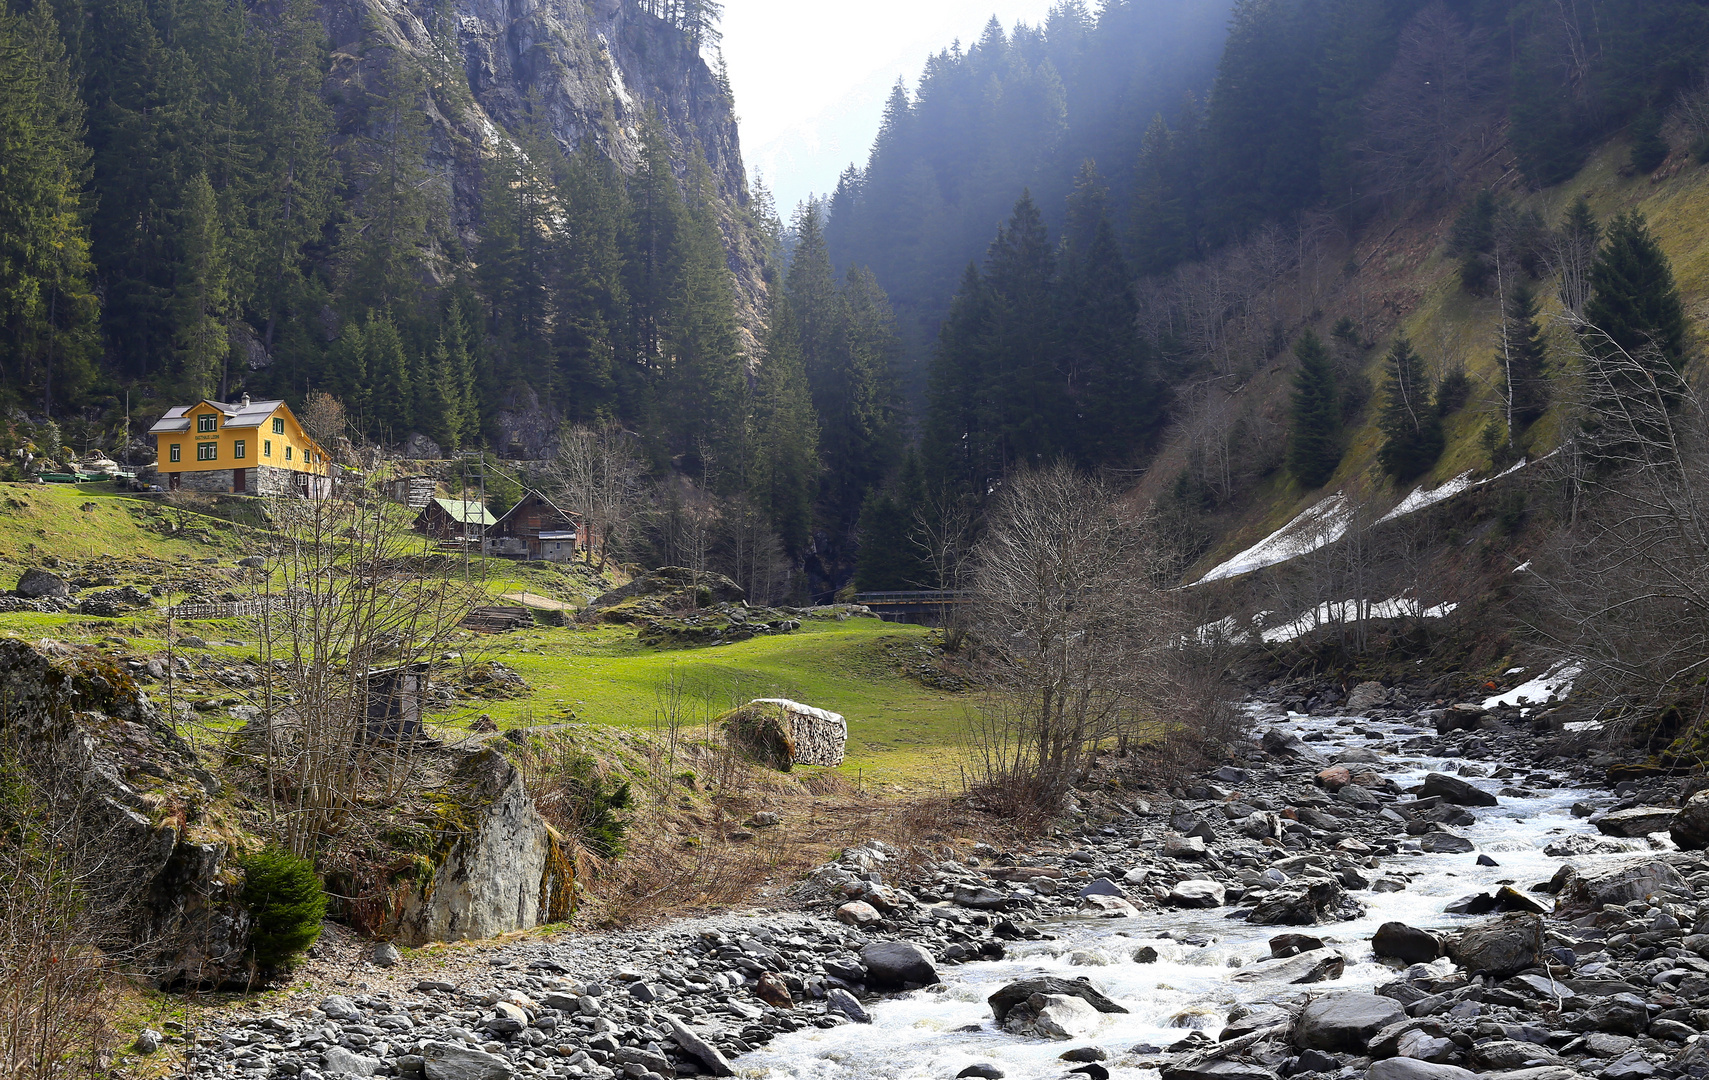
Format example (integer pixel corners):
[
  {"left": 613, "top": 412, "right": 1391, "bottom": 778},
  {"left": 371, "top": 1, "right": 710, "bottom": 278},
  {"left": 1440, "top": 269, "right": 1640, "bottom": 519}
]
[{"left": 717, "top": 0, "right": 1060, "bottom": 214}]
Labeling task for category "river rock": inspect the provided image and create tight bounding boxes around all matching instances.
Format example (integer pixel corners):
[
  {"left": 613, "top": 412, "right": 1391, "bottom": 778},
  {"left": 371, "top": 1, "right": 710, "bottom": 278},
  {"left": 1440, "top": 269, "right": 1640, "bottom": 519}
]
[
  {"left": 837, "top": 900, "right": 882, "bottom": 925},
  {"left": 861, "top": 940, "right": 940, "bottom": 988},
  {"left": 1033, "top": 993, "right": 1103, "bottom": 1038},
  {"left": 955, "top": 886, "right": 1013, "bottom": 909},
  {"left": 825, "top": 987, "right": 870, "bottom": 1023},
  {"left": 1162, "top": 1061, "right": 1281, "bottom": 1080},
  {"left": 1231, "top": 948, "right": 1346, "bottom": 984},
  {"left": 420, "top": 1042, "right": 515, "bottom": 1080},
  {"left": 1418, "top": 832, "right": 1475, "bottom": 854},
  {"left": 1263, "top": 728, "right": 1328, "bottom": 764},
  {"left": 756, "top": 972, "right": 793, "bottom": 1008},
  {"left": 1270, "top": 933, "right": 1325, "bottom": 956},
  {"left": 1317, "top": 766, "right": 1353, "bottom": 791},
  {"left": 1079, "top": 894, "right": 1142, "bottom": 917},
  {"left": 1294, "top": 993, "right": 1407, "bottom": 1051},
  {"left": 1419, "top": 773, "right": 1497, "bottom": 807},
  {"left": 1568, "top": 993, "right": 1648, "bottom": 1036},
  {"left": 1448, "top": 913, "right": 1542, "bottom": 977},
  {"left": 1595, "top": 807, "right": 1677, "bottom": 837},
  {"left": 1248, "top": 879, "right": 1364, "bottom": 925},
  {"left": 323, "top": 1047, "right": 384, "bottom": 1077},
  {"left": 1347, "top": 681, "right": 1387, "bottom": 712},
  {"left": 1169, "top": 880, "right": 1226, "bottom": 908},
  {"left": 1080, "top": 877, "right": 1130, "bottom": 899},
  {"left": 1554, "top": 859, "right": 1686, "bottom": 912},
  {"left": 668, "top": 1019, "right": 736, "bottom": 1076},
  {"left": 1373, "top": 923, "right": 1441, "bottom": 964},
  {"left": 989, "top": 976, "right": 1128, "bottom": 1022},
  {"left": 1368, "top": 1060, "right": 1478, "bottom": 1080},
  {"left": 1164, "top": 835, "right": 1208, "bottom": 859},
  {"left": 1670, "top": 790, "right": 1709, "bottom": 848}
]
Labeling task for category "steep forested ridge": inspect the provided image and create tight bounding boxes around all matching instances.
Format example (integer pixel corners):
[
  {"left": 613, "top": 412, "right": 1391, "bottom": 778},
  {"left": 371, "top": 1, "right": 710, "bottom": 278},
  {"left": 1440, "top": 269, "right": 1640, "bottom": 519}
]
[
  {"left": 831, "top": 0, "right": 1709, "bottom": 590},
  {"left": 822, "top": 0, "right": 1234, "bottom": 396},
  {"left": 0, "top": 0, "right": 772, "bottom": 466}
]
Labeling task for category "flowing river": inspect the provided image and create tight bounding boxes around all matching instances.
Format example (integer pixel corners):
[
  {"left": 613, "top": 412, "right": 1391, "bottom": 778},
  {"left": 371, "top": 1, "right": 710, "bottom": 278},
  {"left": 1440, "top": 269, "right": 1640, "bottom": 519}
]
[{"left": 734, "top": 707, "right": 1649, "bottom": 1080}]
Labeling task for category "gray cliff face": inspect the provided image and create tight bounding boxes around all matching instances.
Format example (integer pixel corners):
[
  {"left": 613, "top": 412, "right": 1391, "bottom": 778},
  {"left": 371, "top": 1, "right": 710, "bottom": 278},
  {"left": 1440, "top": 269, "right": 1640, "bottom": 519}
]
[{"left": 322, "top": 0, "right": 766, "bottom": 318}]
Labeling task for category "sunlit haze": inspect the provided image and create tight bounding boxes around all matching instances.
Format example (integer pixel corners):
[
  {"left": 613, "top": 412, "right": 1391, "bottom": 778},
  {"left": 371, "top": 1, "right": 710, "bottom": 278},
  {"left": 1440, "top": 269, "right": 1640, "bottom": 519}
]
[{"left": 719, "top": 0, "right": 1060, "bottom": 215}]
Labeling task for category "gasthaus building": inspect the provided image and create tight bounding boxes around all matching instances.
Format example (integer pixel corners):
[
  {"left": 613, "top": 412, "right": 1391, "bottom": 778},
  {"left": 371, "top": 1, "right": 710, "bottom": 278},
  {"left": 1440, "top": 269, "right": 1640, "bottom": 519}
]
[{"left": 148, "top": 394, "right": 333, "bottom": 498}]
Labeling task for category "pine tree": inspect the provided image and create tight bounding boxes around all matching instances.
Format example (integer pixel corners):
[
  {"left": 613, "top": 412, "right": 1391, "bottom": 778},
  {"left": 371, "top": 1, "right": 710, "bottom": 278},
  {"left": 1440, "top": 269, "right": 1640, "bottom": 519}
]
[
  {"left": 1629, "top": 107, "right": 1669, "bottom": 173},
  {"left": 923, "top": 262, "right": 992, "bottom": 494},
  {"left": 1498, "top": 284, "right": 1549, "bottom": 436},
  {"left": 363, "top": 313, "right": 412, "bottom": 438},
  {"left": 1377, "top": 335, "right": 1444, "bottom": 483},
  {"left": 336, "top": 53, "right": 434, "bottom": 316},
  {"left": 0, "top": 2, "right": 99, "bottom": 413},
  {"left": 748, "top": 290, "right": 818, "bottom": 554},
  {"left": 1287, "top": 329, "right": 1341, "bottom": 488},
  {"left": 1583, "top": 210, "right": 1688, "bottom": 381},
  {"left": 173, "top": 172, "right": 230, "bottom": 400},
  {"left": 1061, "top": 164, "right": 1153, "bottom": 466}
]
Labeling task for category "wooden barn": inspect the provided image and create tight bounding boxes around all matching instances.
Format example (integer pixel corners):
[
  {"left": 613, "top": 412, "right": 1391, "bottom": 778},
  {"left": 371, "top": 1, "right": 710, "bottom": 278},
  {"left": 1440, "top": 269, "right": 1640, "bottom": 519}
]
[
  {"left": 413, "top": 498, "right": 495, "bottom": 542},
  {"left": 485, "top": 491, "right": 582, "bottom": 562}
]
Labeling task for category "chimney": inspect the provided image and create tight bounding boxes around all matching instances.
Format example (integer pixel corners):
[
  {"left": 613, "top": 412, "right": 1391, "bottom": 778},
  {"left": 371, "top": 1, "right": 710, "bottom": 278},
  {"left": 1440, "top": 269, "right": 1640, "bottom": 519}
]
[{"left": 241, "top": 393, "right": 251, "bottom": 408}]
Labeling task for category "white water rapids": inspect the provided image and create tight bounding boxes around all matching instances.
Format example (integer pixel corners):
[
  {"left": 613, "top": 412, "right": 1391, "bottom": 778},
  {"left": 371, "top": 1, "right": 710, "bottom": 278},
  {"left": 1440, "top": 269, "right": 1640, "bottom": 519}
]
[{"left": 734, "top": 708, "right": 1660, "bottom": 1080}]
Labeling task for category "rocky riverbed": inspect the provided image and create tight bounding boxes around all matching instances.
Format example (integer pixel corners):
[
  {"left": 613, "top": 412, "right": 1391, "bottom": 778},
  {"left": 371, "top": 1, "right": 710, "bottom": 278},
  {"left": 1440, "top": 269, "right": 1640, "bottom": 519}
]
[{"left": 172, "top": 684, "right": 1709, "bottom": 1080}]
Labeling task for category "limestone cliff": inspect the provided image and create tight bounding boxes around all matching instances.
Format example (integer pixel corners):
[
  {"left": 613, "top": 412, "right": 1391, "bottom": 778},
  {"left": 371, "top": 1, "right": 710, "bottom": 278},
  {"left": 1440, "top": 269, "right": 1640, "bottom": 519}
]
[{"left": 323, "top": 0, "right": 768, "bottom": 327}]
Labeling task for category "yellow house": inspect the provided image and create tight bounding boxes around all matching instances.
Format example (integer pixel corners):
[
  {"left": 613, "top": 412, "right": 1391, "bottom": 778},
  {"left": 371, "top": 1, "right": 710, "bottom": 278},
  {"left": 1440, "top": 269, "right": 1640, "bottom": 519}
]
[{"left": 147, "top": 394, "right": 333, "bottom": 498}]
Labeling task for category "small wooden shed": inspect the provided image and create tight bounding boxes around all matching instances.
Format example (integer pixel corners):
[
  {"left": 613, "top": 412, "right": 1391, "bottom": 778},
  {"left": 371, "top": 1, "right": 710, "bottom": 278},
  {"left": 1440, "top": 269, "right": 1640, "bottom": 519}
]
[
  {"left": 485, "top": 491, "right": 581, "bottom": 562},
  {"left": 414, "top": 498, "right": 495, "bottom": 541}
]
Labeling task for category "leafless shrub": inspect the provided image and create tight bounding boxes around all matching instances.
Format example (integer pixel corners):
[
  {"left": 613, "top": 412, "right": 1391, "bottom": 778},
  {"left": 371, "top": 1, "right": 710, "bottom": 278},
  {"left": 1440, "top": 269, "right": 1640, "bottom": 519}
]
[
  {"left": 962, "top": 462, "right": 1231, "bottom": 816},
  {"left": 1529, "top": 320, "right": 1709, "bottom": 750},
  {"left": 0, "top": 748, "right": 135, "bottom": 1078}
]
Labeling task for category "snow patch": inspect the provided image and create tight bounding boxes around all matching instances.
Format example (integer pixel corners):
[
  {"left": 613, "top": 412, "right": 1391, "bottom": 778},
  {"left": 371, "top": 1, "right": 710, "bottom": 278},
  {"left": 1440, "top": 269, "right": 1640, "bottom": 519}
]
[
  {"left": 1195, "top": 494, "right": 1352, "bottom": 584},
  {"left": 1483, "top": 660, "right": 1582, "bottom": 709},
  {"left": 1258, "top": 596, "right": 1457, "bottom": 643},
  {"left": 1379, "top": 471, "right": 1478, "bottom": 523}
]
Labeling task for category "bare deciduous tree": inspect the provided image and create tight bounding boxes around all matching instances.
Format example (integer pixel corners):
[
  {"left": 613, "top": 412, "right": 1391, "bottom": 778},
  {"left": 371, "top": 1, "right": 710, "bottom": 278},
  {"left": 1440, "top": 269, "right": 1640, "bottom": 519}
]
[
  {"left": 240, "top": 486, "right": 489, "bottom": 859},
  {"left": 964, "top": 463, "right": 1213, "bottom": 814},
  {"left": 1531, "top": 317, "right": 1709, "bottom": 749},
  {"left": 1358, "top": 2, "right": 1499, "bottom": 203},
  {"left": 552, "top": 424, "right": 645, "bottom": 571}
]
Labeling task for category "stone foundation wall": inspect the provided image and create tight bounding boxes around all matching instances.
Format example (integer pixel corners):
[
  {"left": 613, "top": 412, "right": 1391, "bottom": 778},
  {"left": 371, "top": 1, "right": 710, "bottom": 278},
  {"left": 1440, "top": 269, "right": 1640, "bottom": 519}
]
[{"left": 169, "top": 465, "right": 315, "bottom": 497}]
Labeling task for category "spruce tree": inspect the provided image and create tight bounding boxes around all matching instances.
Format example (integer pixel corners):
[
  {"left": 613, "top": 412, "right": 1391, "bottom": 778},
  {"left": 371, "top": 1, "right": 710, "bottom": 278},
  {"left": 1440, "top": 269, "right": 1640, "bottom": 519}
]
[
  {"left": 749, "top": 291, "right": 819, "bottom": 554},
  {"left": 1377, "top": 336, "right": 1444, "bottom": 482},
  {"left": 173, "top": 172, "right": 230, "bottom": 400},
  {"left": 1287, "top": 330, "right": 1342, "bottom": 488},
  {"left": 1629, "top": 107, "right": 1669, "bottom": 173},
  {"left": 363, "top": 313, "right": 412, "bottom": 438},
  {"left": 1583, "top": 210, "right": 1688, "bottom": 380},
  {"left": 1498, "top": 284, "right": 1549, "bottom": 436}
]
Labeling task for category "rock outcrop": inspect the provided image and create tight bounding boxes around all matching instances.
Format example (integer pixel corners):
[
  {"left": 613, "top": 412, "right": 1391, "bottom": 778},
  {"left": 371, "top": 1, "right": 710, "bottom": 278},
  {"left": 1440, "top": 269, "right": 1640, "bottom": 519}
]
[{"left": 392, "top": 749, "right": 574, "bottom": 945}]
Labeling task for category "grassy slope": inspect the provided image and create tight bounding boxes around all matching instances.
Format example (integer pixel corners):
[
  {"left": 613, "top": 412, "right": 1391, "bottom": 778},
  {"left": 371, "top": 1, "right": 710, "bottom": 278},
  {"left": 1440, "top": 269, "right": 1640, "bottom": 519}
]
[
  {"left": 1185, "top": 139, "right": 1709, "bottom": 582},
  {"left": 0, "top": 483, "right": 970, "bottom": 786},
  {"left": 444, "top": 618, "right": 968, "bottom": 786}
]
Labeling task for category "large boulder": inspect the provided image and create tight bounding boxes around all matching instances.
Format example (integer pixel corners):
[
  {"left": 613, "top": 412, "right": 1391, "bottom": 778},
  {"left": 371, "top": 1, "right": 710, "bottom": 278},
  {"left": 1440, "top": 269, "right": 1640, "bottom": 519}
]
[
  {"left": 1169, "top": 880, "right": 1227, "bottom": 908},
  {"left": 1448, "top": 914, "right": 1542, "bottom": 977},
  {"left": 580, "top": 566, "right": 745, "bottom": 622},
  {"left": 1346, "top": 681, "right": 1388, "bottom": 713},
  {"left": 15, "top": 567, "right": 70, "bottom": 598},
  {"left": 1419, "top": 773, "right": 1497, "bottom": 807},
  {"left": 1164, "top": 1062, "right": 1281, "bottom": 1080},
  {"left": 1373, "top": 923, "right": 1442, "bottom": 964},
  {"left": 1369, "top": 1060, "right": 1478, "bottom": 1080},
  {"left": 988, "top": 976, "right": 1128, "bottom": 1023},
  {"left": 392, "top": 748, "right": 573, "bottom": 944},
  {"left": 1248, "top": 879, "right": 1365, "bottom": 926},
  {"left": 1671, "top": 790, "right": 1709, "bottom": 849},
  {"left": 1595, "top": 807, "right": 1677, "bottom": 838},
  {"left": 1294, "top": 993, "right": 1407, "bottom": 1051},
  {"left": 1231, "top": 948, "right": 1347, "bottom": 985},
  {"left": 860, "top": 940, "right": 941, "bottom": 989},
  {"left": 420, "top": 1042, "right": 515, "bottom": 1080},
  {"left": 1554, "top": 859, "right": 1686, "bottom": 913},
  {"left": 1262, "top": 729, "right": 1328, "bottom": 765},
  {"left": 1032, "top": 994, "right": 1103, "bottom": 1039}
]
